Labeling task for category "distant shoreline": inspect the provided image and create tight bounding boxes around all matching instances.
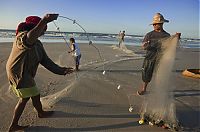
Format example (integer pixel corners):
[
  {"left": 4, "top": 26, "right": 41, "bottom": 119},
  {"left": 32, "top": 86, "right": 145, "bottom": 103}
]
[
  {"left": 0, "top": 29, "right": 144, "bottom": 38},
  {"left": 0, "top": 29, "right": 199, "bottom": 48}
]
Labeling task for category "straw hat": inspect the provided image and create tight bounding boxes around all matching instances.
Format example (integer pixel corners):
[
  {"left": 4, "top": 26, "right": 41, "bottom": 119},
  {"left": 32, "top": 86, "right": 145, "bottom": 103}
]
[{"left": 151, "top": 13, "right": 169, "bottom": 25}]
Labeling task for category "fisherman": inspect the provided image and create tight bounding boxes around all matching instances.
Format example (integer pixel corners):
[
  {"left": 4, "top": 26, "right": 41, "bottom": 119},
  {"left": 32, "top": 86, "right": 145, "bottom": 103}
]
[
  {"left": 68, "top": 37, "right": 82, "bottom": 71},
  {"left": 6, "top": 14, "right": 74, "bottom": 131},
  {"left": 137, "top": 13, "right": 181, "bottom": 95},
  {"left": 118, "top": 30, "right": 125, "bottom": 48}
]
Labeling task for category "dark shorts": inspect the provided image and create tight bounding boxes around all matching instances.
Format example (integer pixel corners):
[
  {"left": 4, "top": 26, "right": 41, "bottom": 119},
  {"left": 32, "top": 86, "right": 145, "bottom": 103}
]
[
  {"left": 142, "top": 58, "right": 156, "bottom": 83},
  {"left": 75, "top": 54, "right": 81, "bottom": 65}
]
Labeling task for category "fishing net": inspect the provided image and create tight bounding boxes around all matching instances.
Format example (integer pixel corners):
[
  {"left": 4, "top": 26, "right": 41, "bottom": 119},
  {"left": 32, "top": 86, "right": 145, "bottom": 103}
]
[{"left": 140, "top": 35, "right": 181, "bottom": 131}]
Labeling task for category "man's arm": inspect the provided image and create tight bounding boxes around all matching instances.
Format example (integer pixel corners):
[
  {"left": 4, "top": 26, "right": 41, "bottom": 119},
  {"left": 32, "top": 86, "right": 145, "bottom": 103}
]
[
  {"left": 142, "top": 34, "right": 150, "bottom": 50},
  {"left": 68, "top": 44, "right": 75, "bottom": 53},
  {"left": 26, "top": 14, "right": 59, "bottom": 45},
  {"left": 40, "top": 49, "right": 74, "bottom": 75},
  {"left": 142, "top": 41, "right": 150, "bottom": 50}
]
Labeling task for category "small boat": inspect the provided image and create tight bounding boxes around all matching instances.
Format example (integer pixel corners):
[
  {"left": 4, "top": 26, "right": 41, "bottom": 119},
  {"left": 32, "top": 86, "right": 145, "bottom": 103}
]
[{"left": 182, "top": 69, "right": 200, "bottom": 79}]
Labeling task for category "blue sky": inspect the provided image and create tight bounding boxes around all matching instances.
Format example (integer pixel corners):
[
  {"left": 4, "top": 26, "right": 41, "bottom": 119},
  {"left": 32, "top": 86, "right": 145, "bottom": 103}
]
[{"left": 0, "top": 0, "right": 199, "bottom": 38}]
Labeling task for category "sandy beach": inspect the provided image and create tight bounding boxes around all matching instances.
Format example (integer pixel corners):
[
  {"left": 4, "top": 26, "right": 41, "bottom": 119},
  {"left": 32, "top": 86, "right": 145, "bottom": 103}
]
[{"left": 0, "top": 42, "right": 199, "bottom": 132}]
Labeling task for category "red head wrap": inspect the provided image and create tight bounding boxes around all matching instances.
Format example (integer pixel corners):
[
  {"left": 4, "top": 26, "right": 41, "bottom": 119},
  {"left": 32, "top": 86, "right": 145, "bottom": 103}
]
[
  {"left": 16, "top": 16, "right": 47, "bottom": 35},
  {"left": 25, "top": 16, "right": 41, "bottom": 25}
]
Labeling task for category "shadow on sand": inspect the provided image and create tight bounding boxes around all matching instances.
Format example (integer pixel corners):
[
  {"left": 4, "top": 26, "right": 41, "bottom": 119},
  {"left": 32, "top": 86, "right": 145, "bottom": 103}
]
[
  {"left": 35, "top": 108, "right": 139, "bottom": 119},
  {"left": 25, "top": 121, "right": 138, "bottom": 131}
]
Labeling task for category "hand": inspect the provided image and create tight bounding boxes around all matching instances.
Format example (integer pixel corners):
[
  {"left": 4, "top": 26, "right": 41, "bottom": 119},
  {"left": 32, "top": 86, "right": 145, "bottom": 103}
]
[
  {"left": 63, "top": 67, "right": 74, "bottom": 75},
  {"left": 142, "top": 41, "right": 150, "bottom": 49},
  {"left": 43, "top": 14, "right": 59, "bottom": 23},
  {"left": 175, "top": 32, "right": 181, "bottom": 39}
]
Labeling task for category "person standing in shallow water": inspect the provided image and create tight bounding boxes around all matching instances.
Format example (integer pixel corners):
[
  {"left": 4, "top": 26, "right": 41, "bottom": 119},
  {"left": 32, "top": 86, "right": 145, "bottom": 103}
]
[
  {"left": 68, "top": 37, "right": 81, "bottom": 71},
  {"left": 6, "top": 14, "right": 74, "bottom": 131},
  {"left": 137, "top": 13, "right": 181, "bottom": 95},
  {"left": 118, "top": 30, "right": 125, "bottom": 48}
]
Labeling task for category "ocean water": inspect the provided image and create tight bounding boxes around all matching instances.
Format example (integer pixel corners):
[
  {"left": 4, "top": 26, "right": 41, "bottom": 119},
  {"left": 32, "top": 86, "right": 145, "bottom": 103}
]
[
  {"left": 0, "top": 32, "right": 142, "bottom": 46},
  {"left": 0, "top": 30, "right": 199, "bottom": 48}
]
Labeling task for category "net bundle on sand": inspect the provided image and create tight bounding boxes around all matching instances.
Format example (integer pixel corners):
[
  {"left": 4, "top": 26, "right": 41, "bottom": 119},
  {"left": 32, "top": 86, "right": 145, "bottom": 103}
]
[{"left": 139, "top": 35, "right": 181, "bottom": 131}]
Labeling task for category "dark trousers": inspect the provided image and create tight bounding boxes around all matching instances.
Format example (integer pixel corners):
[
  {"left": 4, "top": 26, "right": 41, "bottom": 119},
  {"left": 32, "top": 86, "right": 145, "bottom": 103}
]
[
  {"left": 75, "top": 54, "right": 81, "bottom": 66},
  {"left": 142, "top": 58, "right": 156, "bottom": 83}
]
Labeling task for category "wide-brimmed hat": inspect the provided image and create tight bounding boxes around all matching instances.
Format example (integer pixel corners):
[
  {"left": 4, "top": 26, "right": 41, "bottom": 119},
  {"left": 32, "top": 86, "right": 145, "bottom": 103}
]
[{"left": 150, "top": 13, "right": 169, "bottom": 25}]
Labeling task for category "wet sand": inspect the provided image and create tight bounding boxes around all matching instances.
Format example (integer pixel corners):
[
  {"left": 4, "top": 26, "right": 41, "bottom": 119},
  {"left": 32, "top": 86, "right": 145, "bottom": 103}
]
[{"left": 0, "top": 42, "right": 199, "bottom": 131}]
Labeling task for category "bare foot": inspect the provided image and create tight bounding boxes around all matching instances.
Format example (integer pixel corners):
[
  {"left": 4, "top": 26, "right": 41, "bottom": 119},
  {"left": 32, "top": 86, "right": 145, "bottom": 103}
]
[
  {"left": 9, "top": 125, "right": 29, "bottom": 132},
  {"left": 38, "top": 111, "right": 54, "bottom": 118},
  {"left": 137, "top": 90, "right": 146, "bottom": 96}
]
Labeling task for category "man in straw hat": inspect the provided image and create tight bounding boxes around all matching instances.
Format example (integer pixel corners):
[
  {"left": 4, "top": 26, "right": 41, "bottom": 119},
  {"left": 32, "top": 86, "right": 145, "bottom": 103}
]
[
  {"left": 6, "top": 14, "right": 74, "bottom": 131},
  {"left": 137, "top": 13, "right": 181, "bottom": 95}
]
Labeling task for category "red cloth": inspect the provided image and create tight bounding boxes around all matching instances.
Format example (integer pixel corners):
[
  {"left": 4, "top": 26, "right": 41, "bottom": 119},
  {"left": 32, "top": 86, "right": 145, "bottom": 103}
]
[
  {"left": 16, "top": 16, "right": 47, "bottom": 35},
  {"left": 16, "top": 22, "right": 26, "bottom": 35},
  {"left": 25, "top": 16, "right": 41, "bottom": 25}
]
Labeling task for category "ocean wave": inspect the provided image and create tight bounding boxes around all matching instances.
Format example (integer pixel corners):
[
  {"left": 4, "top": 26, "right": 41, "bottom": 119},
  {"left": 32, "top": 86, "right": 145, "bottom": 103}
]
[{"left": 0, "top": 29, "right": 199, "bottom": 48}]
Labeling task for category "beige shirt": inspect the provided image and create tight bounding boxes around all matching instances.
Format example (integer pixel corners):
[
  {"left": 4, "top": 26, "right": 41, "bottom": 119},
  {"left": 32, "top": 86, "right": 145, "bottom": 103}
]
[{"left": 6, "top": 32, "right": 65, "bottom": 89}]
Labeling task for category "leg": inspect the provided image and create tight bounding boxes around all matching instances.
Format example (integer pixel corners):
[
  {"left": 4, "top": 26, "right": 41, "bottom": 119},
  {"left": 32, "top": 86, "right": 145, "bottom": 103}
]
[
  {"left": 76, "top": 65, "right": 79, "bottom": 71},
  {"left": 73, "top": 56, "right": 77, "bottom": 70},
  {"left": 75, "top": 56, "right": 79, "bottom": 71},
  {"left": 31, "top": 94, "right": 43, "bottom": 114},
  {"left": 137, "top": 82, "right": 148, "bottom": 95},
  {"left": 119, "top": 40, "right": 121, "bottom": 48},
  {"left": 118, "top": 38, "right": 122, "bottom": 48},
  {"left": 9, "top": 97, "right": 30, "bottom": 132},
  {"left": 141, "top": 82, "right": 148, "bottom": 93},
  {"left": 31, "top": 95, "right": 54, "bottom": 118},
  {"left": 75, "top": 55, "right": 81, "bottom": 71},
  {"left": 137, "top": 59, "right": 155, "bottom": 95}
]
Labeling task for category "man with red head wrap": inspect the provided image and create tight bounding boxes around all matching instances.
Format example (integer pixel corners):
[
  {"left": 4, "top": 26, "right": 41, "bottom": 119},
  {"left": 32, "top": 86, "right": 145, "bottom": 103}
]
[{"left": 6, "top": 14, "right": 74, "bottom": 131}]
